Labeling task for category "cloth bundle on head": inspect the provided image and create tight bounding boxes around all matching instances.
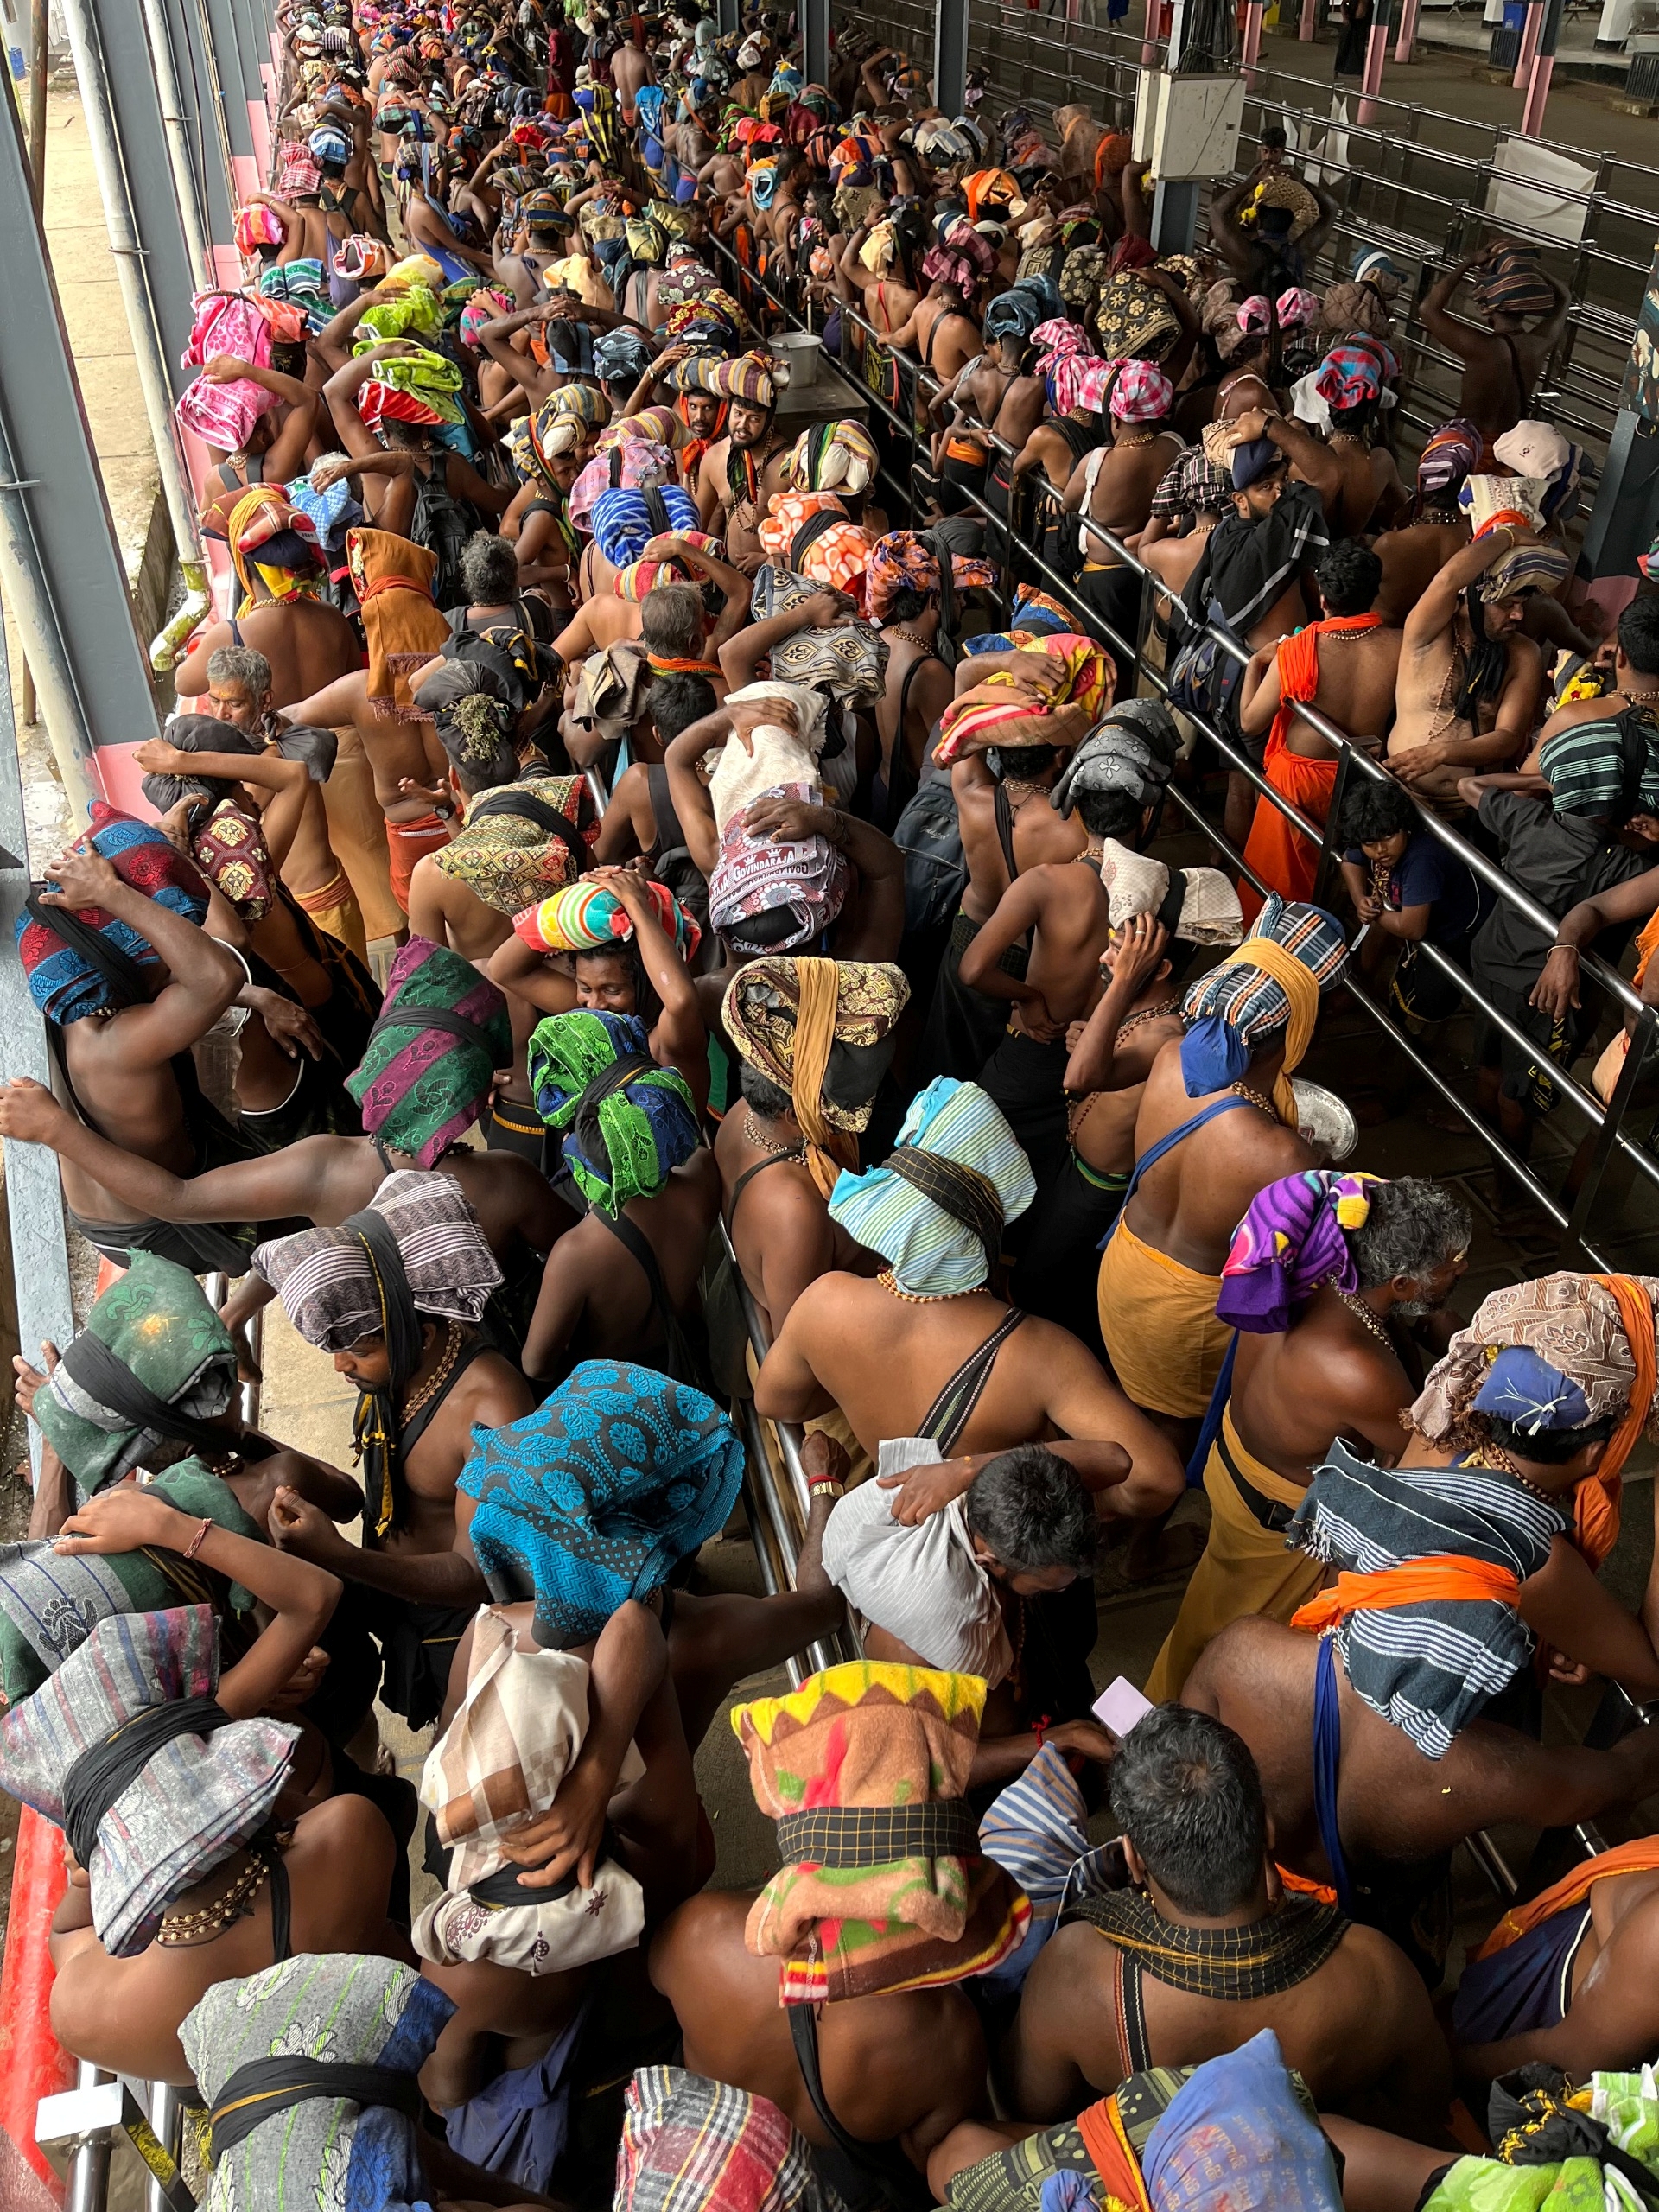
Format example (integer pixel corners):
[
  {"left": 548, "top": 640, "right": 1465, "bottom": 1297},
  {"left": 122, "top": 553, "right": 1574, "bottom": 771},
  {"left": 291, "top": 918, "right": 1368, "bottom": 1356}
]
[
  {"left": 175, "top": 290, "right": 274, "bottom": 449},
  {"left": 1541, "top": 707, "right": 1659, "bottom": 825},
  {"left": 30, "top": 1251, "right": 239, "bottom": 1493},
  {"left": 1353, "top": 246, "right": 1402, "bottom": 297},
  {"left": 181, "top": 1955, "right": 453, "bottom": 2212},
  {"left": 594, "top": 327, "right": 656, "bottom": 389},
  {"left": 1314, "top": 343, "right": 1382, "bottom": 410},
  {"left": 1471, "top": 523, "right": 1572, "bottom": 605},
  {"left": 783, "top": 420, "right": 878, "bottom": 498},
  {"left": 1493, "top": 419, "right": 1584, "bottom": 526},
  {"left": 234, "top": 201, "right": 285, "bottom": 254},
  {"left": 922, "top": 214, "right": 995, "bottom": 292},
  {"left": 1095, "top": 841, "right": 1243, "bottom": 949},
  {"left": 255, "top": 1167, "right": 503, "bottom": 1356},
  {"left": 708, "top": 786, "right": 851, "bottom": 956},
  {"left": 828, "top": 1077, "right": 1034, "bottom": 1298},
  {"left": 864, "top": 531, "right": 999, "bottom": 625},
  {"left": 963, "top": 168, "right": 1026, "bottom": 224},
  {"left": 526, "top": 1008, "right": 701, "bottom": 1215},
  {"left": 1105, "top": 356, "right": 1174, "bottom": 423},
  {"left": 756, "top": 491, "right": 873, "bottom": 601},
  {"left": 0, "top": 1606, "right": 296, "bottom": 1955},
  {"left": 1217, "top": 1170, "right": 1384, "bottom": 1335},
  {"left": 1150, "top": 444, "right": 1235, "bottom": 521},
  {"left": 1287, "top": 1444, "right": 1563, "bottom": 1760},
  {"left": 696, "top": 347, "right": 779, "bottom": 409},
  {"left": 722, "top": 957, "right": 909, "bottom": 1194},
  {"left": 1141, "top": 2031, "right": 1345, "bottom": 2212},
  {"left": 221, "top": 485, "right": 321, "bottom": 610},
  {"left": 414, "top": 1606, "right": 646, "bottom": 1974},
  {"left": 17, "top": 802, "right": 207, "bottom": 1026},
  {"left": 514, "top": 876, "right": 700, "bottom": 962},
  {"left": 1049, "top": 699, "right": 1181, "bottom": 817},
  {"left": 1410, "top": 1271, "right": 1659, "bottom": 1572},
  {"left": 734, "top": 1662, "right": 1028, "bottom": 2005},
  {"left": 345, "top": 527, "right": 449, "bottom": 716},
  {"left": 0, "top": 1464, "right": 260, "bottom": 1705},
  {"left": 615, "top": 2068, "right": 849, "bottom": 2212},
  {"left": 601, "top": 406, "right": 686, "bottom": 457},
  {"left": 1236, "top": 171, "right": 1320, "bottom": 243},
  {"left": 459, "top": 1359, "right": 745, "bottom": 1647},
  {"left": 334, "top": 233, "right": 391, "bottom": 283},
  {"left": 434, "top": 776, "right": 597, "bottom": 915},
  {"left": 345, "top": 936, "right": 513, "bottom": 1166},
  {"left": 512, "top": 385, "right": 610, "bottom": 487},
  {"left": 589, "top": 482, "right": 699, "bottom": 569},
  {"left": 936, "top": 677, "right": 1094, "bottom": 767},
  {"left": 569, "top": 444, "right": 676, "bottom": 535},
  {"left": 1319, "top": 279, "right": 1392, "bottom": 341},
  {"left": 1417, "top": 419, "right": 1482, "bottom": 504},
  {"left": 1474, "top": 245, "right": 1555, "bottom": 321},
  {"left": 356, "top": 345, "right": 466, "bottom": 428},
  {"left": 982, "top": 281, "right": 1048, "bottom": 346},
  {"left": 458, "top": 283, "right": 512, "bottom": 348},
  {"left": 1179, "top": 894, "right": 1349, "bottom": 1124},
  {"left": 708, "top": 683, "right": 830, "bottom": 827}
]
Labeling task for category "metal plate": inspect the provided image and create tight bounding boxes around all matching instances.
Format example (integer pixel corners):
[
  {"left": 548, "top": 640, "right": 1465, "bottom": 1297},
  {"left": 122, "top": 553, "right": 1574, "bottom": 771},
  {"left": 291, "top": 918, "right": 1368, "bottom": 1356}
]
[{"left": 1291, "top": 1077, "right": 1359, "bottom": 1162}]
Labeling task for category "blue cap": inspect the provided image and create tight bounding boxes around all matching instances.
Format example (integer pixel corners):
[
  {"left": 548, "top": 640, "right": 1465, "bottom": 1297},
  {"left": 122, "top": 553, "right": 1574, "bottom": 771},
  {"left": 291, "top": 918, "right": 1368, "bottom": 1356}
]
[{"left": 1472, "top": 1346, "right": 1592, "bottom": 1435}]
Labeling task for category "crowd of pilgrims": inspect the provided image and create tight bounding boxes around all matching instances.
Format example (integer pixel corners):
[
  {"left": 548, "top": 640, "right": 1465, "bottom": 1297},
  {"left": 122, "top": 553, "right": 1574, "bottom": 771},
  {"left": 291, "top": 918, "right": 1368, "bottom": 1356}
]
[{"left": 15, "top": 0, "right": 1659, "bottom": 2204}]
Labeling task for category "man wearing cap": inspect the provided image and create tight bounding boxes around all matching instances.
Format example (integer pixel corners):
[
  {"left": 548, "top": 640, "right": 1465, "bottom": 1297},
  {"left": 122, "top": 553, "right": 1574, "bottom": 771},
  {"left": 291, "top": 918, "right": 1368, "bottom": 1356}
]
[
  {"left": 652, "top": 1663, "right": 1028, "bottom": 2196},
  {"left": 1146, "top": 1173, "right": 1471, "bottom": 1700},
  {"left": 1096, "top": 895, "right": 1348, "bottom": 1453},
  {"left": 755, "top": 1077, "right": 1185, "bottom": 1523},
  {"left": 1389, "top": 520, "right": 1555, "bottom": 807},
  {"left": 1186, "top": 1270, "right": 1659, "bottom": 1969}
]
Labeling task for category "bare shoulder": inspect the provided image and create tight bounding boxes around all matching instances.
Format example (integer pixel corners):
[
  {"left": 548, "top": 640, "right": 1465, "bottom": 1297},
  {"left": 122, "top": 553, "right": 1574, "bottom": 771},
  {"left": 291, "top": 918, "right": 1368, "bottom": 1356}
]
[{"left": 454, "top": 1346, "right": 536, "bottom": 1423}]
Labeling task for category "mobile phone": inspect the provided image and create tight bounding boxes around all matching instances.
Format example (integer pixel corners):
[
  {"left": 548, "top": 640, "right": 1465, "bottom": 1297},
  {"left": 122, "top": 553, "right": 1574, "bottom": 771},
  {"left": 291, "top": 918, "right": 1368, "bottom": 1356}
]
[{"left": 1092, "top": 1676, "right": 1154, "bottom": 1742}]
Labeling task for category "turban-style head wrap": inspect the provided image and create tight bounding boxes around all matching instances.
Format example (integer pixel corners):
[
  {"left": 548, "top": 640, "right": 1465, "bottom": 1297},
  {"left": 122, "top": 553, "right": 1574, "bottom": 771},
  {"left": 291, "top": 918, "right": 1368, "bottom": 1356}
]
[
  {"left": 722, "top": 957, "right": 910, "bottom": 1193},
  {"left": 16, "top": 802, "right": 208, "bottom": 1025},
  {"left": 589, "top": 481, "right": 700, "bottom": 568},
  {"left": 1217, "top": 1169, "right": 1385, "bottom": 1334},
  {"left": 513, "top": 876, "right": 701, "bottom": 962},
  {"left": 1049, "top": 700, "right": 1180, "bottom": 817},
  {"left": 706, "top": 347, "right": 779, "bottom": 409},
  {"left": 458, "top": 1359, "right": 746, "bottom": 1646},
  {"left": 864, "top": 531, "right": 998, "bottom": 625},
  {"left": 526, "top": 1007, "right": 700, "bottom": 1214},
  {"left": 1178, "top": 894, "right": 1348, "bottom": 1123},
  {"left": 435, "top": 776, "right": 598, "bottom": 916},
  {"left": 921, "top": 214, "right": 995, "bottom": 292},
  {"left": 31, "top": 1250, "right": 239, "bottom": 1493},
  {"left": 1106, "top": 357, "right": 1174, "bottom": 423},
  {"left": 255, "top": 1164, "right": 502, "bottom": 1353},
  {"left": 511, "top": 384, "right": 610, "bottom": 490},
  {"left": 345, "top": 934, "right": 512, "bottom": 1166},
  {"left": 356, "top": 346, "right": 466, "bottom": 428},
  {"left": 733, "top": 1662, "right": 1028, "bottom": 2005},
  {"left": 569, "top": 442, "right": 677, "bottom": 534},
  {"left": 594, "top": 327, "right": 656, "bottom": 389},
  {"left": 1473, "top": 245, "right": 1555, "bottom": 321},
  {"left": 1479, "top": 533, "right": 1571, "bottom": 606},
  {"left": 308, "top": 120, "right": 351, "bottom": 165},
  {"left": 1150, "top": 446, "right": 1235, "bottom": 521},
  {"left": 1353, "top": 245, "right": 1402, "bottom": 296},
  {"left": 982, "top": 282, "right": 1047, "bottom": 346},
  {"left": 1416, "top": 418, "right": 1482, "bottom": 505},
  {"left": 828, "top": 1077, "right": 1035, "bottom": 1297},
  {"left": 1093, "top": 841, "right": 1243, "bottom": 950},
  {"left": 0, "top": 1606, "right": 297, "bottom": 1956},
  {"left": 1314, "top": 344, "right": 1382, "bottom": 410},
  {"left": 784, "top": 420, "right": 878, "bottom": 498},
  {"left": 457, "top": 283, "right": 512, "bottom": 347}
]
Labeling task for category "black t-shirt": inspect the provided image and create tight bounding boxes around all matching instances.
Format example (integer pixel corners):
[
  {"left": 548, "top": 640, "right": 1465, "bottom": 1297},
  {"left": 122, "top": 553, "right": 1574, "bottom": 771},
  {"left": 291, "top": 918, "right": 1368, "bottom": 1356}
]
[
  {"left": 1343, "top": 829, "right": 1484, "bottom": 946},
  {"left": 1470, "top": 788, "right": 1646, "bottom": 996}
]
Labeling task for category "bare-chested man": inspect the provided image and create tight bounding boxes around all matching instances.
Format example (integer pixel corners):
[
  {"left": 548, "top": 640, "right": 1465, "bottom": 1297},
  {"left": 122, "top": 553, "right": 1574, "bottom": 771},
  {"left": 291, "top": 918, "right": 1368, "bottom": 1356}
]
[
  {"left": 1237, "top": 539, "right": 1402, "bottom": 912},
  {"left": 257, "top": 1169, "right": 536, "bottom": 1734},
  {"left": 1372, "top": 422, "right": 1476, "bottom": 630},
  {"left": 755, "top": 1077, "right": 1185, "bottom": 1525},
  {"left": 1065, "top": 359, "right": 1188, "bottom": 695},
  {"left": 1187, "top": 1287, "right": 1659, "bottom": 1954},
  {"left": 996, "top": 1707, "right": 1452, "bottom": 2140},
  {"left": 694, "top": 353, "right": 792, "bottom": 573},
  {"left": 1419, "top": 241, "right": 1569, "bottom": 445},
  {"left": 1096, "top": 897, "right": 1347, "bottom": 1449},
  {"left": 931, "top": 315, "right": 1046, "bottom": 527},
  {"left": 174, "top": 531, "right": 359, "bottom": 713},
  {"left": 1147, "top": 1174, "right": 1471, "bottom": 1700},
  {"left": 1389, "top": 525, "right": 1554, "bottom": 809}
]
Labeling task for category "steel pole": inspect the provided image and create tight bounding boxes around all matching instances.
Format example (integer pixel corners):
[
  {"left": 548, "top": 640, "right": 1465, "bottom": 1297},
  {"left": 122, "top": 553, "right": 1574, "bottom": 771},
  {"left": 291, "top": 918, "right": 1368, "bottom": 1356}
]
[
  {"left": 137, "top": 0, "right": 215, "bottom": 288},
  {"left": 0, "top": 411, "right": 100, "bottom": 816},
  {"left": 58, "top": 0, "right": 210, "bottom": 667}
]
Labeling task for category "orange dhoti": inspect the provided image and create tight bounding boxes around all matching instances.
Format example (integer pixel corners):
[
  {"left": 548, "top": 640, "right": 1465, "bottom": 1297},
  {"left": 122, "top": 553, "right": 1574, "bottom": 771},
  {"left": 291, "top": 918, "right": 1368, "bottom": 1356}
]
[
  {"left": 385, "top": 812, "right": 453, "bottom": 915},
  {"left": 1239, "top": 615, "right": 1382, "bottom": 924}
]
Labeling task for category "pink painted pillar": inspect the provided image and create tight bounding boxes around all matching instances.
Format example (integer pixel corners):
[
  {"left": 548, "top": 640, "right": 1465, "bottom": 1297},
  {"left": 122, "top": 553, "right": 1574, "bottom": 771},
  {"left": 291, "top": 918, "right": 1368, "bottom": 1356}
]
[
  {"left": 1512, "top": 0, "right": 1541, "bottom": 85},
  {"left": 1241, "top": 0, "right": 1265, "bottom": 79},
  {"left": 1393, "top": 0, "right": 1421, "bottom": 60},
  {"left": 1520, "top": 48, "right": 1554, "bottom": 131},
  {"left": 1300, "top": 0, "right": 1318, "bottom": 43},
  {"left": 1356, "top": 16, "right": 1389, "bottom": 118},
  {"left": 1141, "top": 0, "right": 1160, "bottom": 67}
]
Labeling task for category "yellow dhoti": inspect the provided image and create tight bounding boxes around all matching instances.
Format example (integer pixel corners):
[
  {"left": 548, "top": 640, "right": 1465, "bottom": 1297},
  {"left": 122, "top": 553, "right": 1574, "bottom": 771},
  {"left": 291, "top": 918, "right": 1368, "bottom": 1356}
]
[
  {"left": 294, "top": 866, "right": 369, "bottom": 963},
  {"left": 1097, "top": 1217, "right": 1230, "bottom": 1420},
  {"left": 1144, "top": 1406, "right": 1327, "bottom": 1700},
  {"left": 319, "top": 727, "right": 403, "bottom": 944}
]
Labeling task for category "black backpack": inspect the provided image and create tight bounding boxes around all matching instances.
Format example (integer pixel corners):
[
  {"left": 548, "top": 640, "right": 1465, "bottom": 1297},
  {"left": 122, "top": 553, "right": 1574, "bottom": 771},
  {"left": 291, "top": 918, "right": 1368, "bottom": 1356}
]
[{"left": 410, "top": 454, "right": 477, "bottom": 610}]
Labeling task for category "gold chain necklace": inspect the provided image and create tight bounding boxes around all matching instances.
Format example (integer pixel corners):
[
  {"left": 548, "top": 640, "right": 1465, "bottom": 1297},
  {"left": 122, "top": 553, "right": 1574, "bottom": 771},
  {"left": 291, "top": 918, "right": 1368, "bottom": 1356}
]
[
  {"left": 884, "top": 624, "right": 934, "bottom": 653},
  {"left": 1229, "top": 1080, "right": 1279, "bottom": 1120},
  {"left": 878, "top": 1269, "right": 984, "bottom": 1303},
  {"left": 156, "top": 1853, "right": 270, "bottom": 1948},
  {"left": 1334, "top": 1285, "right": 1394, "bottom": 1350},
  {"left": 1115, "top": 431, "right": 1155, "bottom": 448},
  {"left": 743, "top": 1109, "right": 804, "bottom": 1160},
  {"left": 1465, "top": 1439, "right": 1558, "bottom": 1504},
  {"left": 1118, "top": 996, "right": 1180, "bottom": 1039},
  {"left": 401, "top": 1319, "right": 464, "bottom": 1427}
]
